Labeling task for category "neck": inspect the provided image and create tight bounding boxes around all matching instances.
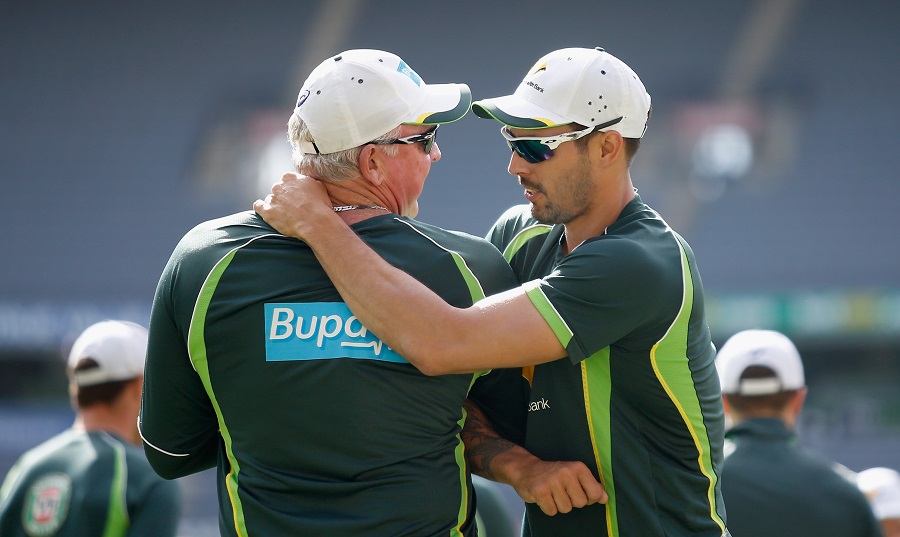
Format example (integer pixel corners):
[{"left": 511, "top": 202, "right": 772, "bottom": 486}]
[
  {"left": 563, "top": 174, "right": 635, "bottom": 254},
  {"left": 323, "top": 182, "right": 393, "bottom": 225},
  {"left": 74, "top": 407, "right": 139, "bottom": 445}
]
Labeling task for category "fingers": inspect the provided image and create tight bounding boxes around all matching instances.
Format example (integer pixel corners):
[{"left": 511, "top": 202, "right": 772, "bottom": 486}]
[
  {"left": 522, "top": 461, "right": 608, "bottom": 516},
  {"left": 579, "top": 471, "right": 609, "bottom": 505}
]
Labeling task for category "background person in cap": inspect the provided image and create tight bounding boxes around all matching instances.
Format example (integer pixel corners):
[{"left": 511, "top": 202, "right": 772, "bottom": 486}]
[
  {"left": 139, "top": 48, "right": 530, "bottom": 537},
  {"left": 858, "top": 467, "right": 900, "bottom": 537},
  {"left": 0, "top": 320, "right": 181, "bottom": 537},
  {"left": 716, "top": 329, "right": 882, "bottom": 537},
  {"left": 255, "top": 46, "right": 727, "bottom": 536}
]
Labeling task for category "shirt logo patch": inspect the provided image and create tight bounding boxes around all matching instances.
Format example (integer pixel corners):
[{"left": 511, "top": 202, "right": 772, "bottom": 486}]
[
  {"left": 265, "top": 303, "right": 406, "bottom": 363},
  {"left": 23, "top": 473, "right": 71, "bottom": 537}
]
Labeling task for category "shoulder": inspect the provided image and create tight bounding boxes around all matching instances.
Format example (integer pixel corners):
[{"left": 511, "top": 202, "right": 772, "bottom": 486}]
[
  {"left": 392, "top": 217, "right": 506, "bottom": 259},
  {"left": 488, "top": 205, "right": 546, "bottom": 238},
  {"left": 570, "top": 206, "right": 688, "bottom": 283},
  {"left": 177, "top": 211, "right": 280, "bottom": 250},
  {"left": 487, "top": 205, "right": 555, "bottom": 255}
]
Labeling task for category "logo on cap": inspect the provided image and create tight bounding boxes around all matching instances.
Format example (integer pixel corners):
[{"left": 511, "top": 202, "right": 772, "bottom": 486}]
[
  {"left": 296, "top": 89, "right": 311, "bottom": 109},
  {"left": 530, "top": 62, "right": 547, "bottom": 75},
  {"left": 396, "top": 60, "right": 422, "bottom": 87}
]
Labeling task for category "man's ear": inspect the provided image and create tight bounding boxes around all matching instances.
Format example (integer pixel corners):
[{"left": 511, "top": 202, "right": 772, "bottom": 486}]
[
  {"left": 358, "top": 145, "right": 385, "bottom": 186},
  {"left": 595, "top": 130, "right": 624, "bottom": 164}
]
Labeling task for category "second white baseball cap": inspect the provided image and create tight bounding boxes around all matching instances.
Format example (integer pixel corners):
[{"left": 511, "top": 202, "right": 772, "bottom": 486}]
[
  {"left": 472, "top": 47, "right": 651, "bottom": 138},
  {"left": 67, "top": 320, "right": 148, "bottom": 387},
  {"left": 858, "top": 467, "right": 900, "bottom": 521},
  {"left": 716, "top": 329, "right": 806, "bottom": 396}
]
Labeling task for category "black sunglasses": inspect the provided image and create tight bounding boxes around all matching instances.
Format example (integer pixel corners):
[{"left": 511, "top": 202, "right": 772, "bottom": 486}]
[
  {"left": 501, "top": 117, "right": 622, "bottom": 163},
  {"left": 372, "top": 125, "right": 439, "bottom": 154}
]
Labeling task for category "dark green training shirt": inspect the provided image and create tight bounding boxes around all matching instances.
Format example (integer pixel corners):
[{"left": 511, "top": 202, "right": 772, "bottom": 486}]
[
  {"left": 721, "top": 418, "right": 882, "bottom": 537},
  {"left": 487, "top": 195, "right": 728, "bottom": 537},
  {"left": 138, "top": 211, "right": 521, "bottom": 537},
  {"left": 0, "top": 429, "right": 181, "bottom": 537}
]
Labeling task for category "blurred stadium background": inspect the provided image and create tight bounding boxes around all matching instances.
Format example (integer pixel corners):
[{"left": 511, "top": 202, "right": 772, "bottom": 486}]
[{"left": 2, "top": 1, "right": 898, "bottom": 535}]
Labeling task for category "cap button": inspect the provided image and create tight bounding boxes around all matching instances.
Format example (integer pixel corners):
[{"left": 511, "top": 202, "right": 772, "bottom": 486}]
[
  {"left": 334, "top": 55, "right": 342, "bottom": 61},
  {"left": 595, "top": 46, "right": 605, "bottom": 52}
]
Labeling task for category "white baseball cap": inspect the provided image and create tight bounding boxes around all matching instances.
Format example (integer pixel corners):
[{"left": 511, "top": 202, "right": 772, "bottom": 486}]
[
  {"left": 472, "top": 47, "right": 651, "bottom": 138},
  {"left": 67, "top": 320, "right": 148, "bottom": 387},
  {"left": 716, "top": 329, "right": 805, "bottom": 396},
  {"left": 293, "top": 49, "right": 472, "bottom": 155},
  {"left": 858, "top": 467, "right": 900, "bottom": 520}
]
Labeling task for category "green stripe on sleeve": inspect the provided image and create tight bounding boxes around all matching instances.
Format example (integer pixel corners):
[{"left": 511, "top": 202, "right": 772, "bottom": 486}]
[{"left": 522, "top": 280, "right": 573, "bottom": 348}]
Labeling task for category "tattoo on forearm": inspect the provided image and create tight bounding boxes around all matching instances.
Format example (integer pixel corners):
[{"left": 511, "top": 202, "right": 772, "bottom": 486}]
[{"left": 462, "top": 400, "right": 517, "bottom": 481}]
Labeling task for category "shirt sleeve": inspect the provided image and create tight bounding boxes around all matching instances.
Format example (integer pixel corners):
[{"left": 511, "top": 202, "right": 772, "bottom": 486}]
[
  {"left": 524, "top": 236, "right": 681, "bottom": 364},
  {"left": 139, "top": 251, "right": 220, "bottom": 479}
]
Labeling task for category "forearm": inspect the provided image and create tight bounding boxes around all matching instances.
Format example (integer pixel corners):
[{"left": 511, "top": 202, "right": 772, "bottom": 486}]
[
  {"left": 462, "top": 399, "right": 536, "bottom": 484},
  {"left": 463, "top": 400, "right": 607, "bottom": 515}
]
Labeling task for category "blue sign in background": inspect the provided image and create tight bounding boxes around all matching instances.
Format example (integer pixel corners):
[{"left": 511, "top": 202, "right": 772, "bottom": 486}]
[{"left": 264, "top": 303, "right": 406, "bottom": 363}]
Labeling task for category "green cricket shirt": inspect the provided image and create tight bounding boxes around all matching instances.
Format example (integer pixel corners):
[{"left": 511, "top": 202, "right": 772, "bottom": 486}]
[
  {"left": 0, "top": 429, "right": 181, "bottom": 537},
  {"left": 487, "top": 195, "right": 728, "bottom": 537},
  {"left": 138, "top": 211, "right": 521, "bottom": 537},
  {"left": 721, "top": 418, "right": 882, "bottom": 537}
]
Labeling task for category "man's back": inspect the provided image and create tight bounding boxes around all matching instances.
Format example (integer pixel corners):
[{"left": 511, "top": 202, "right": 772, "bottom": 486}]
[
  {"left": 721, "top": 418, "right": 882, "bottom": 537},
  {"left": 0, "top": 429, "right": 181, "bottom": 537},
  {"left": 140, "top": 211, "right": 521, "bottom": 537}
]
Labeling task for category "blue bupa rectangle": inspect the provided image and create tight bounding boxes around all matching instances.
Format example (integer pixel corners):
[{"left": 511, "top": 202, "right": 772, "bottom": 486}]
[{"left": 264, "top": 303, "right": 406, "bottom": 363}]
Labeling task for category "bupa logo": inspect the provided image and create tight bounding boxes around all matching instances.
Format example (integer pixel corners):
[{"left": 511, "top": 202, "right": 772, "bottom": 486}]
[{"left": 265, "top": 303, "right": 406, "bottom": 363}]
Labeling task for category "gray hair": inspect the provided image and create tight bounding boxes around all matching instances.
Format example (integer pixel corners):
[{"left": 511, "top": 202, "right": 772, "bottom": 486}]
[{"left": 288, "top": 113, "right": 402, "bottom": 181}]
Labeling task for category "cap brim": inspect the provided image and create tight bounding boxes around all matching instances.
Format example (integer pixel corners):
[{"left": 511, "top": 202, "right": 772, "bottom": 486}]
[
  {"left": 406, "top": 83, "right": 472, "bottom": 125},
  {"left": 472, "top": 94, "right": 570, "bottom": 129}
]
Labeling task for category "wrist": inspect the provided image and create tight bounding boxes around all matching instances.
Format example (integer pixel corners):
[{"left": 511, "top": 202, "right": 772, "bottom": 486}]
[{"left": 489, "top": 445, "right": 540, "bottom": 487}]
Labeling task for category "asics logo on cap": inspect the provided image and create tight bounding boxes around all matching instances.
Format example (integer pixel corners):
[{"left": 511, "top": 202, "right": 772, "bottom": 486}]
[{"left": 397, "top": 60, "right": 422, "bottom": 86}]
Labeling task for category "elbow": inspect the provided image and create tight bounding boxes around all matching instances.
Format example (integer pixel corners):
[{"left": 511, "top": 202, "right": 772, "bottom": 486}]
[
  {"left": 401, "top": 341, "right": 459, "bottom": 376},
  {"left": 142, "top": 441, "right": 216, "bottom": 480},
  {"left": 149, "top": 464, "right": 186, "bottom": 481},
  {"left": 415, "top": 359, "right": 454, "bottom": 377},
  {"left": 144, "top": 449, "right": 189, "bottom": 480}
]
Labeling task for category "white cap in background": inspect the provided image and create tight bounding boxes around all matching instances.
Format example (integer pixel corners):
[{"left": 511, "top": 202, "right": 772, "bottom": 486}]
[
  {"left": 716, "top": 329, "right": 805, "bottom": 396},
  {"left": 67, "top": 320, "right": 148, "bottom": 387},
  {"left": 858, "top": 467, "right": 900, "bottom": 521}
]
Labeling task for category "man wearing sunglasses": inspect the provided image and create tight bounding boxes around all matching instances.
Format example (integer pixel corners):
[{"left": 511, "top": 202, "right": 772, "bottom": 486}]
[
  {"left": 140, "top": 49, "right": 532, "bottom": 536},
  {"left": 255, "top": 47, "right": 729, "bottom": 536}
]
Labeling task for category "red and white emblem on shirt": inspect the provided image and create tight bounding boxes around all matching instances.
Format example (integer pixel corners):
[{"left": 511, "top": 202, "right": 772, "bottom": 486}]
[{"left": 23, "top": 472, "right": 71, "bottom": 537}]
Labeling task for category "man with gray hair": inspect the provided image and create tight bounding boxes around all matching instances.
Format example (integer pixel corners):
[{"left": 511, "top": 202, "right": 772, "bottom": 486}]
[
  {"left": 716, "top": 329, "right": 882, "bottom": 537},
  {"left": 139, "top": 49, "right": 534, "bottom": 536}
]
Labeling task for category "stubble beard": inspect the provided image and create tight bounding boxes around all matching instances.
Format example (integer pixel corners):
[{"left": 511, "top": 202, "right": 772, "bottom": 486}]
[{"left": 529, "top": 159, "right": 594, "bottom": 224}]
